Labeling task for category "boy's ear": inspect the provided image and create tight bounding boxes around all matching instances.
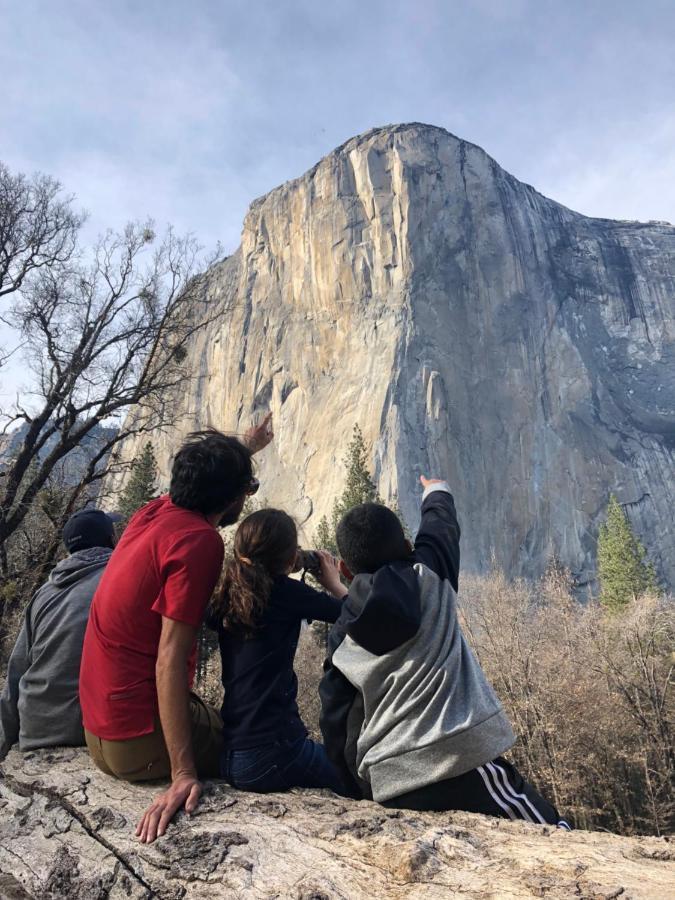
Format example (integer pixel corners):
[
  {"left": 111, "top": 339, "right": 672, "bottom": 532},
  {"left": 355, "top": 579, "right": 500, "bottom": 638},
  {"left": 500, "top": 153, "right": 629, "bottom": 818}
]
[{"left": 339, "top": 559, "right": 354, "bottom": 582}]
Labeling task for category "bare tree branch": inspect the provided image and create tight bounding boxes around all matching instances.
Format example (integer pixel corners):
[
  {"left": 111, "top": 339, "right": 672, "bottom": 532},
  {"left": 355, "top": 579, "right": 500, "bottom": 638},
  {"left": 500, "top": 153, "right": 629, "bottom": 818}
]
[
  {"left": 0, "top": 203, "right": 226, "bottom": 572},
  {"left": 0, "top": 162, "right": 83, "bottom": 301}
]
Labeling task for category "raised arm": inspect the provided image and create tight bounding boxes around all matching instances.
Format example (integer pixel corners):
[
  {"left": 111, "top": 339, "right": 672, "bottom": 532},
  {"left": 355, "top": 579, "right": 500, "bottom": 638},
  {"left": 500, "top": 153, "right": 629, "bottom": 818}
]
[
  {"left": 413, "top": 475, "right": 461, "bottom": 591},
  {"left": 243, "top": 413, "right": 274, "bottom": 455}
]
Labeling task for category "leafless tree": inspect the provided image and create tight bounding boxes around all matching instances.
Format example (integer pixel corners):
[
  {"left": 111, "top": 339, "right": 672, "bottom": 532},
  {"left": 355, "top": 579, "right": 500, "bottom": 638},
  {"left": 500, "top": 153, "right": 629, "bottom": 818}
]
[
  {"left": 0, "top": 162, "right": 83, "bottom": 303},
  {"left": 460, "top": 569, "right": 674, "bottom": 835},
  {"left": 0, "top": 162, "right": 224, "bottom": 615}
]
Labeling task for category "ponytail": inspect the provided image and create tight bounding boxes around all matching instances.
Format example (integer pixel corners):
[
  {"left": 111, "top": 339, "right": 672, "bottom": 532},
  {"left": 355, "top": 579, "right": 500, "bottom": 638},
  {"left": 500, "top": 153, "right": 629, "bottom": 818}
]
[{"left": 215, "top": 509, "right": 297, "bottom": 637}]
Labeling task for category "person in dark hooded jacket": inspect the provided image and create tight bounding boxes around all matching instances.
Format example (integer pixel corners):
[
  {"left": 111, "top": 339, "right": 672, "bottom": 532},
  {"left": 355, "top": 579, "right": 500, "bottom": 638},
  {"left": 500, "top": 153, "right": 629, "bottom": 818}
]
[
  {"left": 319, "top": 477, "right": 570, "bottom": 828},
  {"left": 0, "top": 508, "right": 118, "bottom": 760}
]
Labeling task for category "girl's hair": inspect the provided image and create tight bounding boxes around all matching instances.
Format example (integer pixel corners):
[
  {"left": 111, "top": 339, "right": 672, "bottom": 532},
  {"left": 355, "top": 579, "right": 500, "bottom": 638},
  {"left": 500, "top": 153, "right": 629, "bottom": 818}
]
[{"left": 217, "top": 508, "right": 298, "bottom": 636}]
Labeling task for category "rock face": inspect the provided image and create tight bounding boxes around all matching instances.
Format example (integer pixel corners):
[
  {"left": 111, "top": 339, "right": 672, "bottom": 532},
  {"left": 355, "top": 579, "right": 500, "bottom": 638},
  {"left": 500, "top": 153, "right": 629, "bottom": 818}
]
[
  {"left": 106, "top": 123, "right": 675, "bottom": 588},
  {"left": 1, "top": 748, "right": 673, "bottom": 899},
  {"left": 0, "top": 422, "right": 118, "bottom": 485}
]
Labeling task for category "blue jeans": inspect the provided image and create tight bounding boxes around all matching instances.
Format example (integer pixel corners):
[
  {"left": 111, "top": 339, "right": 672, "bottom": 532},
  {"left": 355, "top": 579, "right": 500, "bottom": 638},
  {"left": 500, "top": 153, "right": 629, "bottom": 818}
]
[{"left": 221, "top": 737, "right": 349, "bottom": 795}]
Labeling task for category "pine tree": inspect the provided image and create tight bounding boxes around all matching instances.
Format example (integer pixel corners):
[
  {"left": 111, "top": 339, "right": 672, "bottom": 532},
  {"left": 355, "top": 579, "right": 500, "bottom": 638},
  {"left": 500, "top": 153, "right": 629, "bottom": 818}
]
[
  {"left": 310, "top": 425, "right": 381, "bottom": 647},
  {"left": 597, "top": 494, "right": 657, "bottom": 612},
  {"left": 314, "top": 514, "right": 337, "bottom": 556},
  {"left": 119, "top": 441, "right": 158, "bottom": 520},
  {"left": 314, "top": 425, "right": 380, "bottom": 551},
  {"left": 333, "top": 425, "right": 379, "bottom": 519}
]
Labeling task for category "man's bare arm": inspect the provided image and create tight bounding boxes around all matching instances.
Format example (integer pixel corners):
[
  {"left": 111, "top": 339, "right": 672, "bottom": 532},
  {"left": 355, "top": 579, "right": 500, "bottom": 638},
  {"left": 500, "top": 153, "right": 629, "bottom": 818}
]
[
  {"left": 156, "top": 617, "right": 197, "bottom": 779},
  {"left": 136, "top": 617, "right": 199, "bottom": 843}
]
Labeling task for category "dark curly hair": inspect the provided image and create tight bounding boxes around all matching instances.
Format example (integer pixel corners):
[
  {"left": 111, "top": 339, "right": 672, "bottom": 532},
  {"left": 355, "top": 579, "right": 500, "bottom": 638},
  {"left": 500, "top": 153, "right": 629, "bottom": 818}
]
[
  {"left": 169, "top": 428, "right": 253, "bottom": 515},
  {"left": 217, "top": 509, "right": 298, "bottom": 636}
]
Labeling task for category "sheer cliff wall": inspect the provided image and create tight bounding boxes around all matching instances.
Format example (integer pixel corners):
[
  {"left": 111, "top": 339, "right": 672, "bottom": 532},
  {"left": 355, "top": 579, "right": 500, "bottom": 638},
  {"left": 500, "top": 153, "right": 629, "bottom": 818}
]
[{"left": 105, "top": 124, "right": 675, "bottom": 588}]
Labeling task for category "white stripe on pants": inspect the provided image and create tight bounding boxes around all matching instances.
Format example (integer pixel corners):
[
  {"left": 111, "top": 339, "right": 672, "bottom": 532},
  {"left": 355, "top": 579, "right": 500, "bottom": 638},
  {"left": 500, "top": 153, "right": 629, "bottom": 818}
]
[
  {"left": 487, "top": 762, "right": 547, "bottom": 825},
  {"left": 476, "top": 765, "right": 518, "bottom": 820}
]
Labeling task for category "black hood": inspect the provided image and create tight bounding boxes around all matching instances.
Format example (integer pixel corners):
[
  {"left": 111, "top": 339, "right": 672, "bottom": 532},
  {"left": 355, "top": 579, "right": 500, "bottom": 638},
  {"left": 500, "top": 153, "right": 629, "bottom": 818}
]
[{"left": 343, "top": 560, "right": 422, "bottom": 656}]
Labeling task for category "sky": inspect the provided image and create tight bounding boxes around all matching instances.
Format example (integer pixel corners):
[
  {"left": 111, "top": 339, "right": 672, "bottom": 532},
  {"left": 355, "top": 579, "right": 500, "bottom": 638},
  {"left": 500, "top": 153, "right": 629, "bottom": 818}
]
[{"left": 1, "top": 0, "right": 674, "bottom": 400}]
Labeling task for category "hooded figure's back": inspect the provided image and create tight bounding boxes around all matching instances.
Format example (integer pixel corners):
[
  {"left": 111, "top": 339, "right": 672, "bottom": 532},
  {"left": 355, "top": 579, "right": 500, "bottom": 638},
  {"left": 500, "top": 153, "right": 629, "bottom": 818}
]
[{"left": 0, "top": 546, "right": 112, "bottom": 757}]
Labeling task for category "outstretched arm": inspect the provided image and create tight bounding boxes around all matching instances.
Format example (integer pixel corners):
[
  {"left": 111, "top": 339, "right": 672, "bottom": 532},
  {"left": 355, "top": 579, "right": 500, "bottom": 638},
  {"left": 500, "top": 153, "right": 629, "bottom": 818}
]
[
  {"left": 414, "top": 475, "right": 461, "bottom": 591},
  {"left": 243, "top": 413, "right": 274, "bottom": 455}
]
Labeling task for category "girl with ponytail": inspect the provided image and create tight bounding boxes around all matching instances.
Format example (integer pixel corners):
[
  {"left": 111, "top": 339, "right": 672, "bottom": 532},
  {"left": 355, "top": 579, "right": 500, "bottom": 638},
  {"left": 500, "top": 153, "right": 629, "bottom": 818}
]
[{"left": 212, "top": 508, "right": 350, "bottom": 794}]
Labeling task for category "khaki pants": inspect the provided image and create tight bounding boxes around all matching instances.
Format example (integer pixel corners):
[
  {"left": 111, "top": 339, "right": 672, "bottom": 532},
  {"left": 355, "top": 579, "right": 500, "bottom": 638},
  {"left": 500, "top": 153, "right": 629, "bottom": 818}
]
[{"left": 85, "top": 692, "right": 223, "bottom": 782}]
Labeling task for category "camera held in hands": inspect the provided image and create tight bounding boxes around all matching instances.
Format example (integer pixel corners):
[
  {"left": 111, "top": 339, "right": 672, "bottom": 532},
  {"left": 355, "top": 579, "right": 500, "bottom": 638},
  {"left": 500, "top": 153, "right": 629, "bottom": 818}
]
[{"left": 294, "top": 549, "right": 322, "bottom": 577}]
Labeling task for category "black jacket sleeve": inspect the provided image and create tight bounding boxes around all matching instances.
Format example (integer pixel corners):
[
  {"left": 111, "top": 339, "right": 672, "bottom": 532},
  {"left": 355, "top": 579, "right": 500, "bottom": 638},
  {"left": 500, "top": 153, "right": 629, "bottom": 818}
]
[
  {"left": 283, "top": 577, "right": 345, "bottom": 623},
  {"left": 318, "top": 617, "right": 364, "bottom": 799},
  {"left": 413, "top": 487, "right": 461, "bottom": 591}
]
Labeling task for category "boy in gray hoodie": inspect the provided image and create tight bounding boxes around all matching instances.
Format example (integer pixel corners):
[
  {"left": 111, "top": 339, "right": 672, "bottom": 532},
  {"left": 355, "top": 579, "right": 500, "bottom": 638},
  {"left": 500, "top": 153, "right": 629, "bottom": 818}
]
[{"left": 319, "top": 477, "right": 570, "bottom": 827}]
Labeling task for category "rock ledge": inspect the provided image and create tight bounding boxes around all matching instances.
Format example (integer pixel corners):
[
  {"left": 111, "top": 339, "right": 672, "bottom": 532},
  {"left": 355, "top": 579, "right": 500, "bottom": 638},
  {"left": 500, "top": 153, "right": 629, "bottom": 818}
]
[{"left": 0, "top": 748, "right": 672, "bottom": 899}]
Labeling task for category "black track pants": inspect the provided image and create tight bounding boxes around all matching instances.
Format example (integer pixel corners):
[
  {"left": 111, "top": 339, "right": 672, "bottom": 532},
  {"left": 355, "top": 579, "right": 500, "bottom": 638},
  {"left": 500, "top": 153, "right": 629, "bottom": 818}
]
[{"left": 382, "top": 756, "right": 571, "bottom": 829}]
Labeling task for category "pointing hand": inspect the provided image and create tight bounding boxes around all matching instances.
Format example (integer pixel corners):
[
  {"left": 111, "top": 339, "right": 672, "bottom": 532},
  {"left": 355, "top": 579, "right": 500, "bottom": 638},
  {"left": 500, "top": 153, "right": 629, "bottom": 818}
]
[
  {"left": 420, "top": 475, "right": 445, "bottom": 490},
  {"left": 244, "top": 413, "right": 274, "bottom": 454}
]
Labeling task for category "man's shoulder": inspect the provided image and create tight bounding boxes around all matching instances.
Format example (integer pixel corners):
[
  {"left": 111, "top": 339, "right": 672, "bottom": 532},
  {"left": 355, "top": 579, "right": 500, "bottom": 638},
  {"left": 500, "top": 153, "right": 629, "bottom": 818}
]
[
  {"left": 135, "top": 495, "right": 210, "bottom": 528},
  {"left": 126, "top": 496, "right": 216, "bottom": 546}
]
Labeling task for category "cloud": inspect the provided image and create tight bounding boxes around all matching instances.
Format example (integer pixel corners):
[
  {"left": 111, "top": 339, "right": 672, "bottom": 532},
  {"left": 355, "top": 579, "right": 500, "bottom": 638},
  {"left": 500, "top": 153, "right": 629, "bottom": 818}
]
[
  {"left": 530, "top": 114, "right": 675, "bottom": 222},
  {"left": 3, "top": 0, "right": 673, "bottom": 234},
  {"left": 1, "top": 0, "right": 673, "bottom": 401}
]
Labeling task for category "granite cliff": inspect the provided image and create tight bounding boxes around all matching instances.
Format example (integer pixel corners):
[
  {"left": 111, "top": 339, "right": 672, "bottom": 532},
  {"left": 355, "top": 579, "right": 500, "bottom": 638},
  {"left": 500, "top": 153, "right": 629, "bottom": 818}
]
[{"left": 106, "top": 124, "right": 675, "bottom": 588}]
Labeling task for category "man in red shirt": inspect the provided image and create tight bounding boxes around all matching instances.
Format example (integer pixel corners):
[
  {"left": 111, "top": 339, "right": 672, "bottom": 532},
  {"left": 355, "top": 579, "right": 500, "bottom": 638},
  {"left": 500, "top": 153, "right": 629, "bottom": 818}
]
[{"left": 79, "top": 418, "right": 273, "bottom": 842}]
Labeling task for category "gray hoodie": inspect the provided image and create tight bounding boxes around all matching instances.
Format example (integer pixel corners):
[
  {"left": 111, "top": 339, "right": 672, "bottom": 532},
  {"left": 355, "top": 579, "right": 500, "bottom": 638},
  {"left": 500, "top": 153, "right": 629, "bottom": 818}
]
[
  {"left": 0, "top": 546, "right": 111, "bottom": 759},
  {"left": 319, "top": 485, "right": 515, "bottom": 803}
]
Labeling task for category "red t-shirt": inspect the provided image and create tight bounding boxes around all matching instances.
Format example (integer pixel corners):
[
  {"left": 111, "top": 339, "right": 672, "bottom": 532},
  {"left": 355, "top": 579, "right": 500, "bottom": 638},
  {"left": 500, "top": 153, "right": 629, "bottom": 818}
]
[{"left": 79, "top": 495, "right": 224, "bottom": 740}]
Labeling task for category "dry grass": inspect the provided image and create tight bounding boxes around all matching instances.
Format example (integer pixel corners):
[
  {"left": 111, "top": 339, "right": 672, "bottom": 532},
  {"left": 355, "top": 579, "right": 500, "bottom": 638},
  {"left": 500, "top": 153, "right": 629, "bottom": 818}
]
[
  {"left": 460, "top": 568, "right": 674, "bottom": 836},
  {"left": 195, "top": 645, "right": 225, "bottom": 710},
  {"left": 0, "top": 598, "right": 24, "bottom": 681},
  {"left": 295, "top": 623, "right": 325, "bottom": 741}
]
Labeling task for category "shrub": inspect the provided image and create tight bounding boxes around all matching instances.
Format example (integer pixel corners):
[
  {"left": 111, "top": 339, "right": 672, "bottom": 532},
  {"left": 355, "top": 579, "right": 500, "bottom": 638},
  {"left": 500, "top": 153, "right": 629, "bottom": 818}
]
[{"left": 461, "top": 568, "right": 673, "bottom": 835}]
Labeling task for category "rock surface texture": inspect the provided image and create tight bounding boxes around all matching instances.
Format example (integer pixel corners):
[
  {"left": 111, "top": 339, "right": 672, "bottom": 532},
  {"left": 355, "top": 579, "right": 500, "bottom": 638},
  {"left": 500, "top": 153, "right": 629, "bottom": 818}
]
[
  {"left": 106, "top": 123, "right": 675, "bottom": 588},
  {"left": 1, "top": 748, "right": 673, "bottom": 899}
]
